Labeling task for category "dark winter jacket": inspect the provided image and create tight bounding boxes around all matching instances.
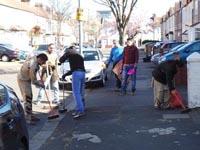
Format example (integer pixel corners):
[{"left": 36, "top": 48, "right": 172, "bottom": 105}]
[
  {"left": 152, "top": 60, "right": 180, "bottom": 91},
  {"left": 59, "top": 53, "right": 85, "bottom": 76}
]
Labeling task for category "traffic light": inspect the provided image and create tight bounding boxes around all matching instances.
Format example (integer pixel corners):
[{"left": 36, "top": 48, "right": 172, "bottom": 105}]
[{"left": 76, "top": 8, "right": 84, "bottom": 21}]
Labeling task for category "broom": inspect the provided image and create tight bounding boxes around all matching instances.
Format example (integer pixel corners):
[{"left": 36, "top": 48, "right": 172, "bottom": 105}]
[
  {"left": 170, "top": 90, "right": 191, "bottom": 113},
  {"left": 58, "top": 67, "right": 68, "bottom": 113},
  {"left": 38, "top": 70, "right": 59, "bottom": 120}
]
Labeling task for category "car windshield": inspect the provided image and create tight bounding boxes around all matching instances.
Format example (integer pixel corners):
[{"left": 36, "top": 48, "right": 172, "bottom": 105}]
[
  {"left": 83, "top": 51, "right": 99, "bottom": 61},
  {"left": 169, "top": 44, "right": 185, "bottom": 52},
  {"left": 36, "top": 45, "right": 48, "bottom": 51},
  {"left": 176, "top": 42, "right": 194, "bottom": 52},
  {"left": 0, "top": 84, "right": 6, "bottom": 107}
]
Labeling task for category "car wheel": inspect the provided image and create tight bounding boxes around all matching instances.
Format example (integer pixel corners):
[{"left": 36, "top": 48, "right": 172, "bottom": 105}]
[
  {"left": 99, "top": 75, "right": 105, "bottom": 87},
  {"left": 1, "top": 55, "right": 10, "bottom": 62}
]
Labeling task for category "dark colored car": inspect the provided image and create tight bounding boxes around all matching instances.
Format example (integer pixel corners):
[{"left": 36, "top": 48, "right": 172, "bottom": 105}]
[
  {"left": 151, "top": 43, "right": 185, "bottom": 64},
  {"left": 0, "top": 83, "right": 29, "bottom": 150},
  {"left": 151, "top": 42, "right": 164, "bottom": 55},
  {"left": 159, "top": 40, "right": 200, "bottom": 63},
  {"left": 161, "top": 41, "right": 185, "bottom": 53},
  {"left": 0, "top": 45, "right": 19, "bottom": 62}
]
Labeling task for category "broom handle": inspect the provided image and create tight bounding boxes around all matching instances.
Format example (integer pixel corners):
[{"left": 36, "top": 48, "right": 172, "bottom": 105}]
[{"left": 38, "top": 71, "right": 52, "bottom": 110}]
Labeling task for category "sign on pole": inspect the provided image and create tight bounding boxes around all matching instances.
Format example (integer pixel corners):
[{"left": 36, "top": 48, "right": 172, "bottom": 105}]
[{"left": 76, "top": 8, "right": 84, "bottom": 21}]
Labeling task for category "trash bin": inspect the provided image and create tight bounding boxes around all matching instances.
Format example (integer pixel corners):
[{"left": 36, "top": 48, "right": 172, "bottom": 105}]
[
  {"left": 174, "top": 64, "right": 187, "bottom": 86},
  {"left": 187, "top": 52, "right": 200, "bottom": 108}
]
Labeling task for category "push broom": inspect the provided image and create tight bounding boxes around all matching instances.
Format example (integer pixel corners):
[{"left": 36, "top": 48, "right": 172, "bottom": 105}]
[
  {"left": 38, "top": 70, "right": 59, "bottom": 120},
  {"left": 170, "top": 90, "right": 191, "bottom": 113}
]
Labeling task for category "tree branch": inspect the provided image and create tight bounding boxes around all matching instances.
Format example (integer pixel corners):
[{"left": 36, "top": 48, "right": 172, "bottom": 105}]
[{"left": 123, "top": 0, "right": 137, "bottom": 28}]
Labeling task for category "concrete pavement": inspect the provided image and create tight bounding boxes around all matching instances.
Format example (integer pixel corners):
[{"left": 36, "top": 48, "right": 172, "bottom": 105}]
[
  {"left": 39, "top": 52, "right": 200, "bottom": 150},
  {"left": 1, "top": 51, "right": 200, "bottom": 150}
]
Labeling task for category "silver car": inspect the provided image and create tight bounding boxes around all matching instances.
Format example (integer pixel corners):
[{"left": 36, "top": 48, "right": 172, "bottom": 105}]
[{"left": 58, "top": 48, "right": 108, "bottom": 87}]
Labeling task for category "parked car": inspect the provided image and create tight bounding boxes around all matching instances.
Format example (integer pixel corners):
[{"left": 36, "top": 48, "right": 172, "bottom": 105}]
[
  {"left": 151, "top": 43, "right": 185, "bottom": 64},
  {"left": 58, "top": 48, "right": 108, "bottom": 87},
  {"left": 161, "top": 41, "right": 185, "bottom": 53},
  {"left": 143, "top": 41, "right": 159, "bottom": 62},
  {"left": 159, "top": 40, "right": 200, "bottom": 63},
  {"left": 0, "top": 45, "right": 19, "bottom": 62},
  {"left": 0, "top": 43, "right": 31, "bottom": 61},
  {"left": 31, "top": 44, "right": 49, "bottom": 56},
  {"left": 0, "top": 83, "right": 29, "bottom": 150},
  {"left": 151, "top": 41, "right": 164, "bottom": 55}
]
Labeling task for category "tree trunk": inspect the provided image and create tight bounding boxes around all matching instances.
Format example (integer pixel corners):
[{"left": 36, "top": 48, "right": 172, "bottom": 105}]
[{"left": 119, "top": 29, "right": 125, "bottom": 46}]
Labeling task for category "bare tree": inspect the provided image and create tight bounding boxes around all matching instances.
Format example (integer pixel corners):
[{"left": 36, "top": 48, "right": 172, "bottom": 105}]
[
  {"left": 49, "top": 0, "right": 72, "bottom": 47},
  {"left": 126, "top": 14, "right": 143, "bottom": 39},
  {"left": 94, "top": 0, "right": 138, "bottom": 45}
]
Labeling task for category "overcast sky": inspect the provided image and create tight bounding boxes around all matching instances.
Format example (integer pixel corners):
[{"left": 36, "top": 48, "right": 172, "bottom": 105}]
[
  {"left": 135, "top": 0, "right": 179, "bottom": 17},
  {"left": 33, "top": 0, "right": 179, "bottom": 19}
]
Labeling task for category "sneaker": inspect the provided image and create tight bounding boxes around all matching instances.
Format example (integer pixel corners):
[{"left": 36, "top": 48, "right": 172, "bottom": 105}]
[
  {"left": 73, "top": 112, "right": 86, "bottom": 119},
  {"left": 71, "top": 111, "right": 78, "bottom": 116}
]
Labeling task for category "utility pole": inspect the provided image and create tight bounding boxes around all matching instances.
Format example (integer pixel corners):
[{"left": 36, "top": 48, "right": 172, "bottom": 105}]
[{"left": 77, "top": 0, "right": 83, "bottom": 54}]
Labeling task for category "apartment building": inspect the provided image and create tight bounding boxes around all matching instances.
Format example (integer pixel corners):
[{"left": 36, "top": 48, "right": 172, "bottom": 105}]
[
  {"left": 0, "top": 0, "right": 74, "bottom": 50},
  {"left": 160, "top": 0, "right": 200, "bottom": 42}
]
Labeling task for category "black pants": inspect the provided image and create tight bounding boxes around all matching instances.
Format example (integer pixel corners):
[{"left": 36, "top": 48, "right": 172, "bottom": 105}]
[{"left": 113, "top": 61, "right": 121, "bottom": 89}]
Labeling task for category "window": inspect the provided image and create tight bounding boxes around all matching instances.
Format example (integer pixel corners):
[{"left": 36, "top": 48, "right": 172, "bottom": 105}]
[
  {"left": 83, "top": 51, "right": 99, "bottom": 61},
  {"left": 0, "top": 85, "right": 6, "bottom": 107},
  {"left": 189, "top": 42, "right": 200, "bottom": 52}
]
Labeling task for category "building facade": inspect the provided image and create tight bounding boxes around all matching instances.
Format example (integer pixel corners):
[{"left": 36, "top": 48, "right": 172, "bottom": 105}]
[
  {"left": 0, "top": 0, "right": 75, "bottom": 50},
  {"left": 160, "top": 0, "right": 200, "bottom": 42}
]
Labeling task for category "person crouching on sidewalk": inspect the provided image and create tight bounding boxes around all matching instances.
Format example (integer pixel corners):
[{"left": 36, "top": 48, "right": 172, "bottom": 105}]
[
  {"left": 59, "top": 46, "right": 86, "bottom": 119},
  {"left": 152, "top": 52, "right": 184, "bottom": 109}
]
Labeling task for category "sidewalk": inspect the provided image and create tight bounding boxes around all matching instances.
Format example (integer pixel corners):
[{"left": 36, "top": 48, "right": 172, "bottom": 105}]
[{"left": 39, "top": 50, "right": 200, "bottom": 150}]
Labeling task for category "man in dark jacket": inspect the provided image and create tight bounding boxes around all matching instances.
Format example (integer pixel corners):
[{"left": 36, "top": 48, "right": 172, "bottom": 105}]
[
  {"left": 152, "top": 52, "right": 184, "bottom": 109},
  {"left": 121, "top": 37, "right": 139, "bottom": 95},
  {"left": 59, "top": 46, "right": 86, "bottom": 119}
]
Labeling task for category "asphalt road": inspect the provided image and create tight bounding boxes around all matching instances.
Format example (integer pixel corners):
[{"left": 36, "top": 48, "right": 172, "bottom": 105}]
[
  {"left": 39, "top": 53, "right": 200, "bottom": 150},
  {"left": 1, "top": 51, "right": 200, "bottom": 150}
]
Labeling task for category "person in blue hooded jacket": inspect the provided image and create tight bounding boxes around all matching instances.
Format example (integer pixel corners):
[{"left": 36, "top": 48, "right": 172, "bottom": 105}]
[{"left": 106, "top": 39, "right": 123, "bottom": 90}]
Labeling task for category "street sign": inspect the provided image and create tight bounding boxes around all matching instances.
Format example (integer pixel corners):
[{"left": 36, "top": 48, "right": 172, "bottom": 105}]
[{"left": 76, "top": 8, "right": 84, "bottom": 21}]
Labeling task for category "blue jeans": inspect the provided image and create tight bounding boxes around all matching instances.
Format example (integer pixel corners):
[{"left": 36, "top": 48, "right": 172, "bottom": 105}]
[
  {"left": 37, "top": 80, "right": 59, "bottom": 103},
  {"left": 121, "top": 65, "right": 137, "bottom": 93},
  {"left": 72, "top": 71, "right": 85, "bottom": 113}
]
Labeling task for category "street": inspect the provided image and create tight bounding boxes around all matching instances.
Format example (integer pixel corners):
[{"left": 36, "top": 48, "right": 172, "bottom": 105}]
[{"left": 1, "top": 51, "right": 200, "bottom": 150}]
